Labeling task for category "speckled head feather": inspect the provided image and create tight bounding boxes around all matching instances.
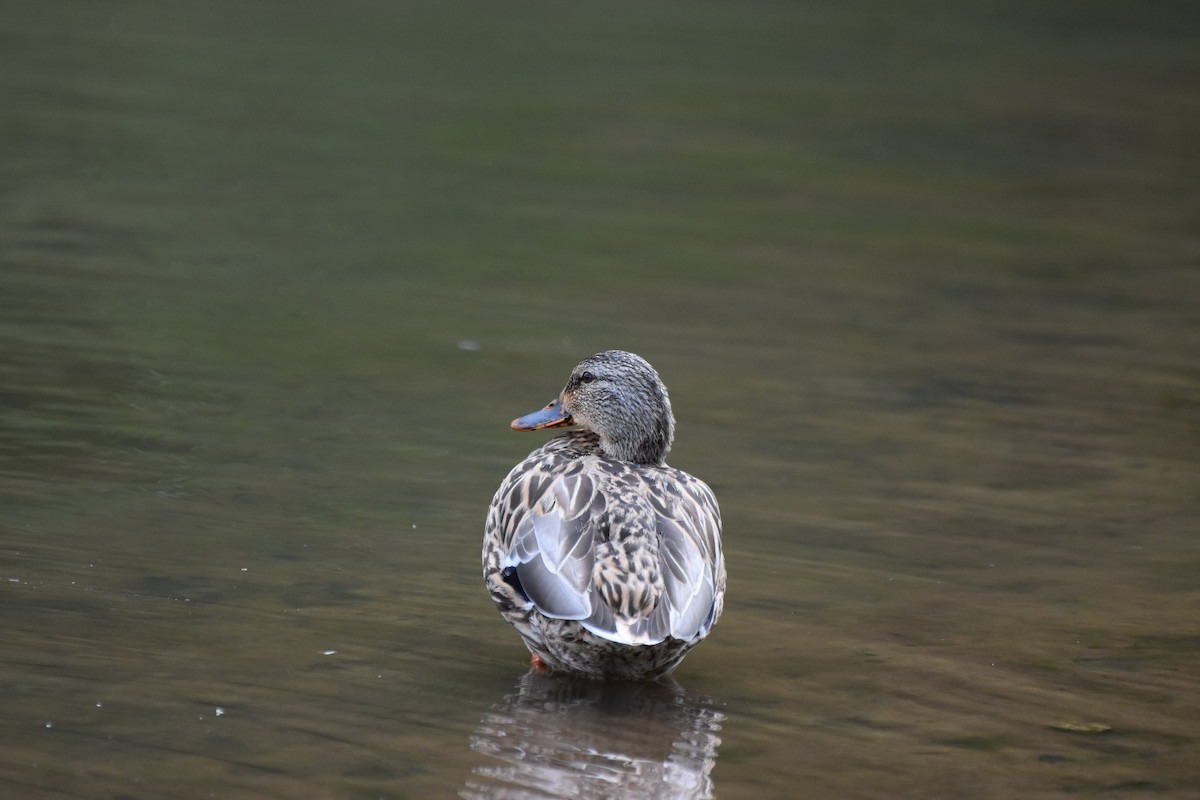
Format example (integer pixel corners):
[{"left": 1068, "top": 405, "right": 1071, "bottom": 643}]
[{"left": 559, "top": 350, "right": 675, "bottom": 466}]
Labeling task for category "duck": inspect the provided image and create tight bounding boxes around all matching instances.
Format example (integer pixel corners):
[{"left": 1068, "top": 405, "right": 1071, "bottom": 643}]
[{"left": 483, "top": 350, "right": 725, "bottom": 679}]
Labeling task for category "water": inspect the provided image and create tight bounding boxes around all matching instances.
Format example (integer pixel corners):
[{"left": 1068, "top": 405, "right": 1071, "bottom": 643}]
[{"left": 2, "top": 1, "right": 1198, "bottom": 797}]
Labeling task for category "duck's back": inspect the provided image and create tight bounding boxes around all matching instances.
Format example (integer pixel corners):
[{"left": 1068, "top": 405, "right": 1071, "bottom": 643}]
[{"left": 484, "top": 430, "right": 725, "bottom": 654}]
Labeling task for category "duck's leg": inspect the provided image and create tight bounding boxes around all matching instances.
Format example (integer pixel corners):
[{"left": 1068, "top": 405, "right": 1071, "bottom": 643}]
[{"left": 530, "top": 653, "right": 550, "bottom": 672}]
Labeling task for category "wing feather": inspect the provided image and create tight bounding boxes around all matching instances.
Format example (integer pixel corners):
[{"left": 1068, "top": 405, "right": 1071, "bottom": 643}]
[
  {"left": 656, "top": 475, "right": 724, "bottom": 641},
  {"left": 502, "top": 473, "right": 597, "bottom": 621}
]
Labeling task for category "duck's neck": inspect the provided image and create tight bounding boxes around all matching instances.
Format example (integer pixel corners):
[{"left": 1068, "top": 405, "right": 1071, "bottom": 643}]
[{"left": 598, "top": 408, "right": 674, "bottom": 466}]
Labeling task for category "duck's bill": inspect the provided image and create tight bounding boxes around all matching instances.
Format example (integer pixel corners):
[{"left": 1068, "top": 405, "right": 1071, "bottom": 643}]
[{"left": 511, "top": 398, "right": 574, "bottom": 431}]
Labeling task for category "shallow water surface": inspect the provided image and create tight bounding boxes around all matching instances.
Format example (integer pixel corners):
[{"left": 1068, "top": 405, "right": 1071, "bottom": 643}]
[{"left": 2, "top": 2, "right": 1199, "bottom": 798}]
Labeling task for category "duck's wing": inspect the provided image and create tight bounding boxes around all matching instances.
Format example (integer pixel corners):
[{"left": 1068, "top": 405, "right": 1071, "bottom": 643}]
[
  {"left": 651, "top": 473, "right": 725, "bottom": 641},
  {"left": 500, "top": 467, "right": 602, "bottom": 622}
]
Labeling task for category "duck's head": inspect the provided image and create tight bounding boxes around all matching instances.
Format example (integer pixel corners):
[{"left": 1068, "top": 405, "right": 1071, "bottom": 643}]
[{"left": 511, "top": 350, "right": 675, "bottom": 465}]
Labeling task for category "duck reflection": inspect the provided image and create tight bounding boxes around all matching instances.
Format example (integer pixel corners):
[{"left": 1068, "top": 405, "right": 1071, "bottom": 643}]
[{"left": 461, "top": 670, "right": 724, "bottom": 800}]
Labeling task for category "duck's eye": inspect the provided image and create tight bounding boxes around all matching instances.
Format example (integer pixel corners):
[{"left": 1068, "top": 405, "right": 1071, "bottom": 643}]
[{"left": 579, "top": 371, "right": 596, "bottom": 384}]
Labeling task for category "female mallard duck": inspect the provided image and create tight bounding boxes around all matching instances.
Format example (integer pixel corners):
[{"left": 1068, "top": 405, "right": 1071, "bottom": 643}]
[{"left": 484, "top": 350, "right": 725, "bottom": 679}]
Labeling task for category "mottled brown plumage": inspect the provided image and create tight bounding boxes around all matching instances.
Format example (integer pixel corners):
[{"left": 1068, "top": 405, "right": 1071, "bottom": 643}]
[{"left": 483, "top": 351, "right": 725, "bottom": 679}]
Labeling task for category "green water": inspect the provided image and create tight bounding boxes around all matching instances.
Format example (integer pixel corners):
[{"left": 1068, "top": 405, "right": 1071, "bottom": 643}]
[{"left": 2, "top": 2, "right": 1198, "bottom": 797}]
